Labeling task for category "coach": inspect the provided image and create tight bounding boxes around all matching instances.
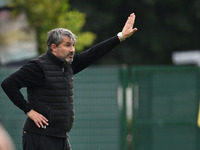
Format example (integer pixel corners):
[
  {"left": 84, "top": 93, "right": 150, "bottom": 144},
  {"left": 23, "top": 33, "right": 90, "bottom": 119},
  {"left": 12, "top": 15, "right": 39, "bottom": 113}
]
[{"left": 1, "top": 13, "right": 137, "bottom": 150}]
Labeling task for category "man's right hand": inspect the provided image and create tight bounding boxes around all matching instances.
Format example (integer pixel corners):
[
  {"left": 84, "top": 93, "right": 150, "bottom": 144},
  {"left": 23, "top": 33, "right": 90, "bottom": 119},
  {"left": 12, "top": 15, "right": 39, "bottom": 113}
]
[{"left": 27, "top": 109, "right": 49, "bottom": 128}]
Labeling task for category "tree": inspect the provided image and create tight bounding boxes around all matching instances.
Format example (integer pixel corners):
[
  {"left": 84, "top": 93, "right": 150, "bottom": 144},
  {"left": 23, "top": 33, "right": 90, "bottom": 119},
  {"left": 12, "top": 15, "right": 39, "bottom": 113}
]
[
  {"left": 70, "top": 0, "right": 200, "bottom": 65},
  {"left": 9, "top": 0, "right": 96, "bottom": 54}
]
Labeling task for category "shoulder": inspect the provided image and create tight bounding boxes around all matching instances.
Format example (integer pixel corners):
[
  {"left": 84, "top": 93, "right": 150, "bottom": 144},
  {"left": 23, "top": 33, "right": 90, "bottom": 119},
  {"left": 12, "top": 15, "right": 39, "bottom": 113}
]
[
  {"left": 21, "top": 59, "right": 43, "bottom": 72},
  {"left": 17, "top": 58, "right": 45, "bottom": 79}
]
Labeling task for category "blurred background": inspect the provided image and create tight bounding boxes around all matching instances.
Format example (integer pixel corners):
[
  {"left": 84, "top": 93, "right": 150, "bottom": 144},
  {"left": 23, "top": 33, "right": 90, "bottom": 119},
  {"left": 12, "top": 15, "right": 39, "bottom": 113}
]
[{"left": 1, "top": 0, "right": 200, "bottom": 150}]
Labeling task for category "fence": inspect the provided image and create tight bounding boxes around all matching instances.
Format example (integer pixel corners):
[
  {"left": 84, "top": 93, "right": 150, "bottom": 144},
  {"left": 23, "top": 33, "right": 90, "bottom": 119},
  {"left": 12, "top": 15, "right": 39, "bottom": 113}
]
[
  {"left": 0, "top": 66, "right": 200, "bottom": 150},
  {"left": 131, "top": 66, "right": 200, "bottom": 150},
  {"left": 0, "top": 66, "right": 123, "bottom": 150}
]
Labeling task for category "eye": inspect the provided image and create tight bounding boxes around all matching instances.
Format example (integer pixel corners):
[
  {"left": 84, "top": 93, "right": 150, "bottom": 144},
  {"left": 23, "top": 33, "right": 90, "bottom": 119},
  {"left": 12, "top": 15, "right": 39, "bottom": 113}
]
[{"left": 65, "top": 44, "right": 71, "bottom": 47}]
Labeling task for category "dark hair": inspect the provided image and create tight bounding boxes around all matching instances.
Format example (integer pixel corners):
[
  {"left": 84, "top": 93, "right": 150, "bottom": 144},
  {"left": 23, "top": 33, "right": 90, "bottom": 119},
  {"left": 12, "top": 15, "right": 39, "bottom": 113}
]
[{"left": 46, "top": 28, "right": 77, "bottom": 50}]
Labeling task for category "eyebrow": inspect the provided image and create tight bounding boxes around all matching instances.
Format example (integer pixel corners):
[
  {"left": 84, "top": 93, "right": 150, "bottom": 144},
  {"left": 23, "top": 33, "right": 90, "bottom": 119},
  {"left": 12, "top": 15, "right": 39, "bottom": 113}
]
[
  {"left": 68, "top": 40, "right": 76, "bottom": 43},
  {"left": 65, "top": 41, "right": 72, "bottom": 44},
  {"left": 65, "top": 42, "right": 76, "bottom": 45}
]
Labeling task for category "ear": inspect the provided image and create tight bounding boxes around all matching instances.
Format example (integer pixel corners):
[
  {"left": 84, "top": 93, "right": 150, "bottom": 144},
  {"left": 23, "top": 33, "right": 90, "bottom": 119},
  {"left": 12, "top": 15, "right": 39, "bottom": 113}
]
[{"left": 51, "top": 43, "right": 57, "bottom": 52}]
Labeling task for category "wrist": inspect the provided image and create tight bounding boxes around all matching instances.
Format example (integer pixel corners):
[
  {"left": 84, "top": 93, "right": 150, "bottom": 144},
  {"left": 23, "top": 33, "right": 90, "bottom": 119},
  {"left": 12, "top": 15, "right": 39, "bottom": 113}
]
[{"left": 117, "top": 32, "right": 126, "bottom": 42}]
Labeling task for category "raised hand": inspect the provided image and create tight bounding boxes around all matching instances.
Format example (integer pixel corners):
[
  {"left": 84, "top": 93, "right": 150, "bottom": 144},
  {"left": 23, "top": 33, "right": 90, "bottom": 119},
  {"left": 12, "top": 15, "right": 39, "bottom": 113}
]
[{"left": 121, "top": 13, "right": 138, "bottom": 39}]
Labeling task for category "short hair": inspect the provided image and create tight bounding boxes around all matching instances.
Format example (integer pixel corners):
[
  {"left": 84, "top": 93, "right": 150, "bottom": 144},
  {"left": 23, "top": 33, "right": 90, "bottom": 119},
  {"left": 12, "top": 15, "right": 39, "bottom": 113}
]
[{"left": 46, "top": 28, "right": 77, "bottom": 51}]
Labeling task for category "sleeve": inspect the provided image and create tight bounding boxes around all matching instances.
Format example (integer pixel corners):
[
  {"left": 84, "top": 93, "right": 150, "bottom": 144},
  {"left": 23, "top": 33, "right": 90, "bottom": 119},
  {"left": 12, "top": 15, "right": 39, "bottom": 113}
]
[
  {"left": 72, "top": 36, "right": 120, "bottom": 74},
  {"left": 1, "top": 61, "right": 45, "bottom": 114}
]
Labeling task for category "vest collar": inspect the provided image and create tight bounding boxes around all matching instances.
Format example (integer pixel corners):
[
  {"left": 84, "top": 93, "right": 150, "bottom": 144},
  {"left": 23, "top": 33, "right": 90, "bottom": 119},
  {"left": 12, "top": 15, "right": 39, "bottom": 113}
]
[{"left": 46, "top": 49, "right": 64, "bottom": 66}]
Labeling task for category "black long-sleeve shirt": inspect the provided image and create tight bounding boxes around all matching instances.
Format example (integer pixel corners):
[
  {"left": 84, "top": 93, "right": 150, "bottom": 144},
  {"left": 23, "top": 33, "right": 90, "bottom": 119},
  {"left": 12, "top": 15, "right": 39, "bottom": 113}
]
[{"left": 1, "top": 36, "right": 120, "bottom": 114}]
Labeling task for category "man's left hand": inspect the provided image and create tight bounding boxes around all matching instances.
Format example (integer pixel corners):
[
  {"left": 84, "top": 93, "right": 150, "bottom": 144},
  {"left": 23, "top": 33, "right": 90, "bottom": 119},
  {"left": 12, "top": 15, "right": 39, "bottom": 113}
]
[{"left": 121, "top": 13, "right": 138, "bottom": 39}]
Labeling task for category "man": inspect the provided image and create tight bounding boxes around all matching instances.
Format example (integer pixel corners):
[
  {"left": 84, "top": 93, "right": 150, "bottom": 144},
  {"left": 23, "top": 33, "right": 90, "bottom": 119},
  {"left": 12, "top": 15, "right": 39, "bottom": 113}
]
[
  {"left": 1, "top": 13, "right": 137, "bottom": 150},
  {"left": 0, "top": 122, "right": 15, "bottom": 150}
]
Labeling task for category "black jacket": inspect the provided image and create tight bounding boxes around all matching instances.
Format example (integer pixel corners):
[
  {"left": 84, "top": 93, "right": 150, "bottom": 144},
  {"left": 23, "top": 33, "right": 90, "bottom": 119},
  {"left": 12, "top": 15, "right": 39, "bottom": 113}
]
[
  {"left": 23, "top": 50, "right": 75, "bottom": 137},
  {"left": 1, "top": 36, "right": 120, "bottom": 137}
]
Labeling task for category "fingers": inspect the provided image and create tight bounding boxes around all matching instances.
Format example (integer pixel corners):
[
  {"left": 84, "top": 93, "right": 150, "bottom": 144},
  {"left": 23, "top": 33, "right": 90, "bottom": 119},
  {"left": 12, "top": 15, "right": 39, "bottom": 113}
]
[
  {"left": 132, "top": 27, "right": 138, "bottom": 34},
  {"left": 130, "top": 13, "right": 136, "bottom": 20},
  {"left": 126, "top": 13, "right": 136, "bottom": 26},
  {"left": 129, "top": 13, "right": 135, "bottom": 22},
  {"left": 27, "top": 109, "right": 49, "bottom": 129},
  {"left": 34, "top": 115, "right": 49, "bottom": 128},
  {"left": 122, "top": 13, "right": 138, "bottom": 39}
]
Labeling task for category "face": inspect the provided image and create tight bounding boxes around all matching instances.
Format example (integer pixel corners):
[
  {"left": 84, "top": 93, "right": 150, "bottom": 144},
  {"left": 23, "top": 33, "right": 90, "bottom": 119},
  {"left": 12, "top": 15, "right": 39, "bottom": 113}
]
[{"left": 51, "top": 36, "right": 76, "bottom": 63}]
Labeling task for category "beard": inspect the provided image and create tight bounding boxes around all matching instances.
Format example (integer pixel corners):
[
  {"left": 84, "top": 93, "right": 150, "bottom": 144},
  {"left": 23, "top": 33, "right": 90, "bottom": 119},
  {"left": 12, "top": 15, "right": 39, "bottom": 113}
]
[
  {"left": 65, "top": 57, "right": 73, "bottom": 63},
  {"left": 64, "top": 52, "right": 74, "bottom": 63}
]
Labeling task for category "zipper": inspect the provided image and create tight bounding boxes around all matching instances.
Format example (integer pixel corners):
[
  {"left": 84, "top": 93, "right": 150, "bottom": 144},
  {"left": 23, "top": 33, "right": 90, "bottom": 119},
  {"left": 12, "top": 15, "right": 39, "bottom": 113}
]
[
  {"left": 62, "top": 62, "right": 66, "bottom": 73},
  {"left": 48, "top": 107, "right": 51, "bottom": 122}
]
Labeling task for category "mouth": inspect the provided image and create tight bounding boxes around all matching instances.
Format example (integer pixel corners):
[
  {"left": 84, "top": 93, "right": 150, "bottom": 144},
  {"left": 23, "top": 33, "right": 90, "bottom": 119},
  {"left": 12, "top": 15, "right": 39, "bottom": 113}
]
[
  {"left": 65, "top": 53, "right": 74, "bottom": 62},
  {"left": 67, "top": 52, "right": 74, "bottom": 58},
  {"left": 68, "top": 55, "right": 74, "bottom": 59}
]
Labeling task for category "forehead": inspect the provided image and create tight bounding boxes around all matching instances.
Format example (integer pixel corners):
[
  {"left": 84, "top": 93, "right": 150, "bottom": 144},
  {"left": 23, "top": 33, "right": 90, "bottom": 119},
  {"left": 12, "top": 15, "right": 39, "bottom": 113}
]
[{"left": 62, "top": 35, "right": 76, "bottom": 44}]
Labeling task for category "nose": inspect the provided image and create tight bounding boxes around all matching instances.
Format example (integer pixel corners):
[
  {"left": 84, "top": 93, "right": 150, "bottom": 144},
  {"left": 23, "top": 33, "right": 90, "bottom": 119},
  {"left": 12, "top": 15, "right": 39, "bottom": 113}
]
[{"left": 70, "top": 46, "right": 75, "bottom": 53}]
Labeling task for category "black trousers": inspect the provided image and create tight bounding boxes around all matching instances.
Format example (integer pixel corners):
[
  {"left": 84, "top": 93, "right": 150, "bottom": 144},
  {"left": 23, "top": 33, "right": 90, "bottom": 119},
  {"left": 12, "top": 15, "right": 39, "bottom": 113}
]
[{"left": 22, "top": 131, "right": 71, "bottom": 150}]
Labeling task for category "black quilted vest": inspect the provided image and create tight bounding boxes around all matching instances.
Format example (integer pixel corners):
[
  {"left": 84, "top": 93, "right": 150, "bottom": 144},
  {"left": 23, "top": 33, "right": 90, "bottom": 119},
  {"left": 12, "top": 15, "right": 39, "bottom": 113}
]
[{"left": 23, "top": 50, "right": 74, "bottom": 137}]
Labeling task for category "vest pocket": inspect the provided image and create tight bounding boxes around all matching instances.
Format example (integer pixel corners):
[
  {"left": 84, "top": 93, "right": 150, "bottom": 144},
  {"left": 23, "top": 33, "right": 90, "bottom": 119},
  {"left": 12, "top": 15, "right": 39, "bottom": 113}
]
[{"left": 33, "top": 106, "right": 51, "bottom": 123}]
